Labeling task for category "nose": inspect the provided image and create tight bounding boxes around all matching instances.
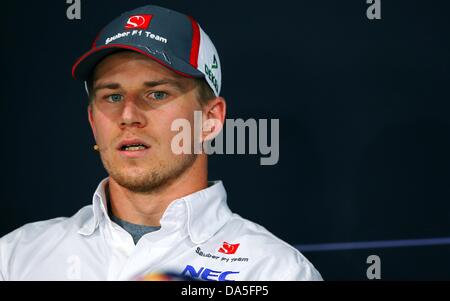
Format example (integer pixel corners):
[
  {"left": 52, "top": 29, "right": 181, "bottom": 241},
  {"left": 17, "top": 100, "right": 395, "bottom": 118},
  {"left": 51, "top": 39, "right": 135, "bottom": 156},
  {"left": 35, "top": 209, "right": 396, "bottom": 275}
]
[{"left": 119, "top": 97, "right": 147, "bottom": 129}]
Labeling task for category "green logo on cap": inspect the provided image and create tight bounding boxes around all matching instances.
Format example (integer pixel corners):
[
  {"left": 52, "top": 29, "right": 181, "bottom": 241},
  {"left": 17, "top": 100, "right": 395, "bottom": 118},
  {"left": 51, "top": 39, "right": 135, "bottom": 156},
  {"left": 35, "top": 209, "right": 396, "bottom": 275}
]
[
  {"left": 212, "top": 55, "right": 218, "bottom": 69},
  {"left": 205, "top": 64, "right": 219, "bottom": 93}
]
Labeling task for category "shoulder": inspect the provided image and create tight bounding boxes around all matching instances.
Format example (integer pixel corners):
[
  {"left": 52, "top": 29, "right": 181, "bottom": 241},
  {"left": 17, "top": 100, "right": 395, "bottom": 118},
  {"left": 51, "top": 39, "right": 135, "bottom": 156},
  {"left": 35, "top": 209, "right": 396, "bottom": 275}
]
[
  {"left": 218, "top": 214, "right": 323, "bottom": 280},
  {"left": 1, "top": 205, "right": 92, "bottom": 244},
  {"left": 0, "top": 205, "right": 93, "bottom": 279}
]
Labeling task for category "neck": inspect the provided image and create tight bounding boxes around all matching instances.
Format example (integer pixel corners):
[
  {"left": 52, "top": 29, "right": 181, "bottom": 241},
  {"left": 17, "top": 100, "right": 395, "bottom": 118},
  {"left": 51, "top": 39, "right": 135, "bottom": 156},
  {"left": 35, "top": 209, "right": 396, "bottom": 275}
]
[{"left": 107, "top": 154, "right": 208, "bottom": 226}]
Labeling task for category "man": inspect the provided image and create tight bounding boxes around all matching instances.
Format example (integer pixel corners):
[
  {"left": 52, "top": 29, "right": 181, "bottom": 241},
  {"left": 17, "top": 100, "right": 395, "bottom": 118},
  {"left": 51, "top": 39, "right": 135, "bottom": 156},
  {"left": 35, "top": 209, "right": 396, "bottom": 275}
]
[{"left": 0, "top": 5, "right": 321, "bottom": 281}]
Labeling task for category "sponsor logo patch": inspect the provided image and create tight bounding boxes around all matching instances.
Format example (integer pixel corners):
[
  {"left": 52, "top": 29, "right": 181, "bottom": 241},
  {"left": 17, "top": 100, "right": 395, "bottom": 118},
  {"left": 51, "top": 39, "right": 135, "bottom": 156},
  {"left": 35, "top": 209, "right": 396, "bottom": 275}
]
[
  {"left": 125, "top": 14, "right": 152, "bottom": 30},
  {"left": 218, "top": 242, "right": 240, "bottom": 255}
]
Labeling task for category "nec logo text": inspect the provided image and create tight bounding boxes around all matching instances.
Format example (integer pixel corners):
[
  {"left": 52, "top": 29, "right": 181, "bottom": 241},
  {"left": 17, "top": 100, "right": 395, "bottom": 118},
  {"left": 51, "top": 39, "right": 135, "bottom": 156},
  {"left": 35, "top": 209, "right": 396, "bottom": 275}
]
[{"left": 181, "top": 264, "right": 239, "bottom": 281}]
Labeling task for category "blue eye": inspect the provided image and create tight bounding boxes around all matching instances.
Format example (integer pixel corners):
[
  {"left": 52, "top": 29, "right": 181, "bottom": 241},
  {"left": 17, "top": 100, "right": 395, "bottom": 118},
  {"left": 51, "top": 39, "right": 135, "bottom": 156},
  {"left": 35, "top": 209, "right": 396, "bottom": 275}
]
[
  {"left": 107, "top": 94, "right": 123, "bottom": 103},
  {"left": 150, "top": 91, "right": 168, "bottom": 101}
]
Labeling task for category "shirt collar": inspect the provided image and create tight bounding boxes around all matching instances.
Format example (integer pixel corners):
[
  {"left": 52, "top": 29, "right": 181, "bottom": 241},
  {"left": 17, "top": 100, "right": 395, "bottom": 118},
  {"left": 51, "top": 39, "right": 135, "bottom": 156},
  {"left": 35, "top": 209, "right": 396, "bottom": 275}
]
[
  {"left": 78, "top": 177, "right": 110, "bottom": 236},
  {"left": 78, "top": 177, "right": 233, "bottom": 244}
]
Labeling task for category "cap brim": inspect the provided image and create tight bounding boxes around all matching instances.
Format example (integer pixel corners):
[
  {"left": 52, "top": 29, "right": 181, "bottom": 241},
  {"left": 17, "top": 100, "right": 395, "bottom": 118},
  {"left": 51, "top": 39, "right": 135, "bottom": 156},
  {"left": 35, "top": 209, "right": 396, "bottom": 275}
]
[{"left": 72, "top": 44, "right": 204, "bottom": 80}]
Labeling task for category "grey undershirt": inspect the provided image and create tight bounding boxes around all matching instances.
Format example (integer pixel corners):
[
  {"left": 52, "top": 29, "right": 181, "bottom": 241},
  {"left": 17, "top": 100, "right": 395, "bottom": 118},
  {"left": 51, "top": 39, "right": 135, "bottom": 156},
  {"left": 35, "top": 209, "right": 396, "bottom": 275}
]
[
  {"left": 106, "top": 184, "right": 160, "bottom": 244},
  {"left": 109, "top": 213, "right": 161, "bottom": 245}
]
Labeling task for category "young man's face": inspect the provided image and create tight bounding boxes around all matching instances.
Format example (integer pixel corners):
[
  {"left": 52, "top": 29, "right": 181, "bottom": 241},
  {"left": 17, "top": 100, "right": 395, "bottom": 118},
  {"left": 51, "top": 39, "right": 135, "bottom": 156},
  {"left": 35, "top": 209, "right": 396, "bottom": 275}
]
[{"left": 88, "top": 51, "right": 204, "bottom": 193}]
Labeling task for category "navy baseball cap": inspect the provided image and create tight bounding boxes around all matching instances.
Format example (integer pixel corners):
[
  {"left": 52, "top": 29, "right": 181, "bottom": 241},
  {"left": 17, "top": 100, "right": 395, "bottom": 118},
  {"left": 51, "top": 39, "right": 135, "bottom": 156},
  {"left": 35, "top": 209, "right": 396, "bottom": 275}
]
[{"left": 72, "top": 5, "right": 221, "bottom": 96}]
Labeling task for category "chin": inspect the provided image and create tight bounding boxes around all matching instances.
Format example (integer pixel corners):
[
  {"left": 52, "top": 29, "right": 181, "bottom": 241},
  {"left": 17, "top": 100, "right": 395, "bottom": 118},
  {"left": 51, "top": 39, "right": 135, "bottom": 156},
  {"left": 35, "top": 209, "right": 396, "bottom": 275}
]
[
  {"left": 120, "top": 165, "right": 155, "bottom": 178},
  {"left": 109, "top": 167, "right": 161, "bottom": 192}
]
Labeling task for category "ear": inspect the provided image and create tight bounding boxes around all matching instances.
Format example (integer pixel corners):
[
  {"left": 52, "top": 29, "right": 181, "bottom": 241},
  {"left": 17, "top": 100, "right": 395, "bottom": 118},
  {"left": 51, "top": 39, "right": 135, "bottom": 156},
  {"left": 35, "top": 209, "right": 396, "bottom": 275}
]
[
  {"left": 202, "top": 96, "right": 226, "bottom": 141},
  {"left": 87, "top": 104, "right": 97, "bottom": 140}
]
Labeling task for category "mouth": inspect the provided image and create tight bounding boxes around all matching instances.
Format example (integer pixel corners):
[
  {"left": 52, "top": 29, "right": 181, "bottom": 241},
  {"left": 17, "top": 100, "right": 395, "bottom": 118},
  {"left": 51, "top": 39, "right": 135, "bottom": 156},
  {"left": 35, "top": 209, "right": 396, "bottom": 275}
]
[
  {"left": 119, "top": 144, "right": 149, "bottom": 151},
  {"left": 117, "top": 139, "right": 151, "bottom": 158}
]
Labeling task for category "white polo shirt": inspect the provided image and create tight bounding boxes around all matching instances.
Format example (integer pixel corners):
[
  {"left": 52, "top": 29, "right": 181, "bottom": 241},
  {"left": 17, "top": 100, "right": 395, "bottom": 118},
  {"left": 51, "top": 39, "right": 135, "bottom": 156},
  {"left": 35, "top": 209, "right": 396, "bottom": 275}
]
[{"left": 0, "top": 178, "right": 322, "bottom": 281}]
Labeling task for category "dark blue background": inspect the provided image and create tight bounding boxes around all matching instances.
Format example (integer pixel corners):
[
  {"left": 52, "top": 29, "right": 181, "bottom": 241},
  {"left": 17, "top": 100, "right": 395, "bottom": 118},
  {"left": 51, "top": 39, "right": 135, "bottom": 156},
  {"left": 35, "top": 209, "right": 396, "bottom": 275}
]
[{"left": 1, "top": 0, "right": 449, "bottom": 280}]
